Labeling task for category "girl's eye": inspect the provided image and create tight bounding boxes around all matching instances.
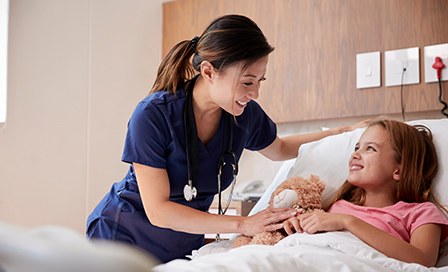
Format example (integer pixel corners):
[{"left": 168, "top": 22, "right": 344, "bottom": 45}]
[
  {"left": 354, "top": 146, "right": 359, "bottom": 151},
  {"left": 260, "top": 77, "right": 266, "bottom": 82},
  {"left": 367, "top": 146, "right": 376, "bottom": 151}
]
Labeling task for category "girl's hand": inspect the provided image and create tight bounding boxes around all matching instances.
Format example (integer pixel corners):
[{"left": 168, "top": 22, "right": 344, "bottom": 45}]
[
  {"left": 298, "top": 210, "right": 351, "bottom": 234},
  {"left": 240, "top": 207, "right": 297, "bottom": 237}
]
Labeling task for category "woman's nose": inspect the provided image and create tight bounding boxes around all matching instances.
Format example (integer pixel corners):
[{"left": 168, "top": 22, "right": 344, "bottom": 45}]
[{"left": 247, "top": 86, "right": 259, "bottom": 100}]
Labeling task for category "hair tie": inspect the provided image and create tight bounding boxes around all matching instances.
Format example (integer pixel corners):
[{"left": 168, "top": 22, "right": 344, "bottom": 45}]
[{"left": 190, "top": 36, "right": 199, "bottom": 54}]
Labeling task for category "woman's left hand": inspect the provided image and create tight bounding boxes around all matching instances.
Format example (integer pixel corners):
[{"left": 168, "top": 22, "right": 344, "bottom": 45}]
[{"left": 335, "top": 119, "right": 372, "bottom": 134}]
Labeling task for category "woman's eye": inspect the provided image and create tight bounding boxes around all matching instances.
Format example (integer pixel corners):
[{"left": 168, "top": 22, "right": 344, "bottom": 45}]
[{"left": 243, "top": 77, "right": 265, "bottom": 86}]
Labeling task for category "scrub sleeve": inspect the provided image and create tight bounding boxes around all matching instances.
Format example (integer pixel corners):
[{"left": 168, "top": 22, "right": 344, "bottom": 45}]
[{"left": 86, "top": 86, "right": 277, "bottom": 263}]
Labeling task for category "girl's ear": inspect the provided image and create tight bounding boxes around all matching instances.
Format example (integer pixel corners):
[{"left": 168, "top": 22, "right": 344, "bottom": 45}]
[
  {"left": 200, "top": 61, "right": 215, "bottom": 81},
  {"left": 392, "top": 165, "right": 402, "bottom": 181}
]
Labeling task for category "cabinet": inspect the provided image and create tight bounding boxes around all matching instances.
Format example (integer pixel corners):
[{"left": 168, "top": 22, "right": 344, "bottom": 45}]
[
  {"left": 204, "top": 200, "right": 257, "bottom": 242},
  {"left": 208, "top": 199, "right": 257, "bottom": 217},
  {"left": 163, "top": 0, "right": 448, "bottom": 123}
]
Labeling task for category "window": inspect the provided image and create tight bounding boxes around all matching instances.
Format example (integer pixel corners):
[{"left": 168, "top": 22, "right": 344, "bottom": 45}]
[{"left": 0, "top": 0, "right": 8, "bottom": 125}]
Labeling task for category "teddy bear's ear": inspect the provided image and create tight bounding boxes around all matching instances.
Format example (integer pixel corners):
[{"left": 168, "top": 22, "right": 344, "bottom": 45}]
[{"left": 309, "top": 174, "right": 326, "bottom": 192}]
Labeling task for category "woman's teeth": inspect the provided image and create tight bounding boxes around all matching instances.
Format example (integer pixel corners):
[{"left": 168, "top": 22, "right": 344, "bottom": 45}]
[{"left": 236, "top": 100, "right": 247, "bottom": 106}]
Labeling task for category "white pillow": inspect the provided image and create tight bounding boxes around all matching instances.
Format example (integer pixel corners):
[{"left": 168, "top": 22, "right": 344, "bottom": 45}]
[
  {"left": 406, "top": 119, "right": 448, "bottom": 208},
  {"left": 248, "top": 159, "right": 296, "bottom": 216},
  {"left": 253, "top": 118, "right": 448, "bottom": 212}
]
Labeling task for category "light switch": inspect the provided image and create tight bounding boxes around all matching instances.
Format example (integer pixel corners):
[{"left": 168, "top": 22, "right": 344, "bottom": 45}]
[
  {"left": 385, "top": 47, "right": 419, "bottom": 87},
  {"left": 424, "top": 43, "right": 448, "bottom": 83},
  {"left": 356, "top": 51, "right": 381, "bottom": 89}
]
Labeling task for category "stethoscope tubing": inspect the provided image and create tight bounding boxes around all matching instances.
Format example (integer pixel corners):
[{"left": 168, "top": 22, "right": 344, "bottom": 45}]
[{"left": 183, "top": 76, "right": 239, "bottom": 213}]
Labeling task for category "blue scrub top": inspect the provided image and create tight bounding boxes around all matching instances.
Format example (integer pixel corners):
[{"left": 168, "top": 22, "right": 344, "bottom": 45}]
[{"left": 86, "top": 84, "right": 277, "bottom": 263}]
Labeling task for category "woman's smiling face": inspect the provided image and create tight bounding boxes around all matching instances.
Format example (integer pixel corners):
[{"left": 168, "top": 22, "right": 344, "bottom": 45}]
[{"left": 211, "top": 56, "right": 268, "bottom": 116}]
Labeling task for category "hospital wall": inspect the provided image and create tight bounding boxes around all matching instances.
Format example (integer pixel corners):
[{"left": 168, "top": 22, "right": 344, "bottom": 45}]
[
  {"left": 0, "top": 0, "right": 443, "bottom": 235},
  {"left": 0, "top": 0, "right": 167, "bottom": 234}
]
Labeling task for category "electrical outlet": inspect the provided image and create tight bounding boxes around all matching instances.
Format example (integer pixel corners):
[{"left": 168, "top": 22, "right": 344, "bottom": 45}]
[
  {"left": 424, "top": 43, "right": 448, "bottom": 83},
  {"left": 385, "top": 47, "right": 420, "bottom": 87},
  {"left": 356, "top": 51, "right": 381, "bottom": 89}
]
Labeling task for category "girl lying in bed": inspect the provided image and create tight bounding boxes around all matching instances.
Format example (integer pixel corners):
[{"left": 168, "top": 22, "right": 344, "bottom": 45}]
[{"left": 283, "top": 119, "right": 448, "bottom": 267}]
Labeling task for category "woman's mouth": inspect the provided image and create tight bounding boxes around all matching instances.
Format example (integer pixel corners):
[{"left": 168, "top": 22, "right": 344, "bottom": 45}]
[{"left": 236, "top": 100, "right": 248, "bottom": 107}]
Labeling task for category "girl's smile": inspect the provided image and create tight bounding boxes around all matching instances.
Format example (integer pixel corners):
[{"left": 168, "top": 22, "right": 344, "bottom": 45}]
[{"left": 347, "top": 125, "right": 402, "bottom": 196}]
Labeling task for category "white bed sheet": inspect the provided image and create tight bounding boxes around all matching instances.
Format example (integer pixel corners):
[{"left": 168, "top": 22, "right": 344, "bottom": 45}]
[{"left": 154, "top": 231, "right": 448, "bottom": 272}]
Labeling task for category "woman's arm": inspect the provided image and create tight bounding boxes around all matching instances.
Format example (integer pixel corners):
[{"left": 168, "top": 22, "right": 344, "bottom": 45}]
[
  {"left": 134, "top": 163, "right": 297, "bottom": 236},
  {"left": 284, "top": 211, "right": 441, "bottom": 267},
  {"left": 259, "top": 119, "right": 371, "bottom": 161}
]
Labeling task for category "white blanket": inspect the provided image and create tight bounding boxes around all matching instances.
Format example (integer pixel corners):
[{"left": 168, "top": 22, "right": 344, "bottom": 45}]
[{"left": 153, "top": 231, "right": 448, "bottom": 272}]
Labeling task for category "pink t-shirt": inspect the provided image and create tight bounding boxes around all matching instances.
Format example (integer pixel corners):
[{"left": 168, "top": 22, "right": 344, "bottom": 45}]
[{"left": 328, "top": 200, "right": 448, "bottom": 243}]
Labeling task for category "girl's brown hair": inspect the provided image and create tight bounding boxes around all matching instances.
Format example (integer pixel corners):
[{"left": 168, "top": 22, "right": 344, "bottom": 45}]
[
  {"left": 149, "top": 14, "right": 275, "bottom": 95},
  {"left": 325, "top": 119, "right": 442, "bottom": 210}
]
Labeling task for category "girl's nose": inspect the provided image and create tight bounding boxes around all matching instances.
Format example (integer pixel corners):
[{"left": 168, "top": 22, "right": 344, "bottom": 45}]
[{"left": 351, "top": 150, "right": 360, "bottom": 160}]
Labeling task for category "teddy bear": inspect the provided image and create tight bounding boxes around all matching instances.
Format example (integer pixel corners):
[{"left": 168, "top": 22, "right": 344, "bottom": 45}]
[{"left": 232, "top": 174, "right": 326, "bottom": 248}]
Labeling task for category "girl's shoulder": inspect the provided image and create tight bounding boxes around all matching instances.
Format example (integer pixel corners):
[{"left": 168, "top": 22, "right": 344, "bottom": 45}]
[
  {"left": 392, "top": 201, "right": 440, "bottom": 211},
  {"left": 331, "top": 200, "right": 441, "bottom": 214},
  {"left": 390, "top": 202, "right": 448, "bottom": 228}
]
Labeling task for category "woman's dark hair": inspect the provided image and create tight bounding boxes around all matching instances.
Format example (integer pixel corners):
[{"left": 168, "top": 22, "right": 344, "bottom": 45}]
[{"left": 149, "top": 14, "right": 275, "bottom": 94}]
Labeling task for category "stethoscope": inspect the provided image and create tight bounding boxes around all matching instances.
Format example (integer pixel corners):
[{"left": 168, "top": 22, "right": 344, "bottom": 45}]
[{"left": 182, "top": 75, "right": 239, "bottom": 217}]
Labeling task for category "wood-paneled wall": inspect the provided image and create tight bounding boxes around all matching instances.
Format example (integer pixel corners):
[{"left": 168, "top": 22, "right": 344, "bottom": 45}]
[{"left": 163, "top": 0, "right": 448, "bottom": 123}]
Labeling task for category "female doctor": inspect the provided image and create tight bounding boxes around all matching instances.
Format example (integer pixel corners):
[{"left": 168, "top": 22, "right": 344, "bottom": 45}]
[{"left": 86, "top": 14, "right": 369, "bottom": 263}]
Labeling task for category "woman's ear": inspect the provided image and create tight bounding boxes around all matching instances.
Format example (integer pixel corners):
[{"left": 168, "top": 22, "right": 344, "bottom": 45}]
[{"left": 200, "top": 61, "right": 215, "bottom": 81}]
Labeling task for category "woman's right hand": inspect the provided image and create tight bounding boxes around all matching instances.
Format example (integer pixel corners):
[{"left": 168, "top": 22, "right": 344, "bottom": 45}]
[{"left": 240, "top": 207, "right": 298, "bottom": 237}]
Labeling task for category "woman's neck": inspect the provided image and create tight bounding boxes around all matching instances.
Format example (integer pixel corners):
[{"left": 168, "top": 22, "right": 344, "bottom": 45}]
[
  {"left": 191, "top": 76, "right": 221, "bottom": 119},
  {"left": 191, "top": 76, "right": 222, "bottom": 145}
]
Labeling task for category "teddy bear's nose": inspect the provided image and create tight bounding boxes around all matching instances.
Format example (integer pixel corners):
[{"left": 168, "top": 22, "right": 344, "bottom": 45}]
[{"left": 273, "top": 189, "right": 299, "bottom": 208}]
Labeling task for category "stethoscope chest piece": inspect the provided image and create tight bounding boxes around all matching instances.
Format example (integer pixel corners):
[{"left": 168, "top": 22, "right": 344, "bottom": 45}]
[{"left": 183, "top": 183, "right": 197, "bottom": 202}]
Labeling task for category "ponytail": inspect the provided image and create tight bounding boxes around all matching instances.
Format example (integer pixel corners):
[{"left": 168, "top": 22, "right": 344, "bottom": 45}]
[{"left": 149, "top": 40, "right": 197, "bottom": 95}]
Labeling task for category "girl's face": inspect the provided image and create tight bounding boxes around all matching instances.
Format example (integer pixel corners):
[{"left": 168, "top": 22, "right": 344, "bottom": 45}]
[
  {"left": 348, "top": 125, "right": 401, "bottom": 194},
  {"left": 211, "top": 56, "right": 268, "bottom": 116}
]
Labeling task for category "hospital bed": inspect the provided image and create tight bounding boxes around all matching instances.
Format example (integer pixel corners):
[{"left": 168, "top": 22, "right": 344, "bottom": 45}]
[
  {"left": 154, "top": 118, "right": 448, "bottom": 272},
  {"left": 1, "top": 118, "right": 447, "bottom": 272}
]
